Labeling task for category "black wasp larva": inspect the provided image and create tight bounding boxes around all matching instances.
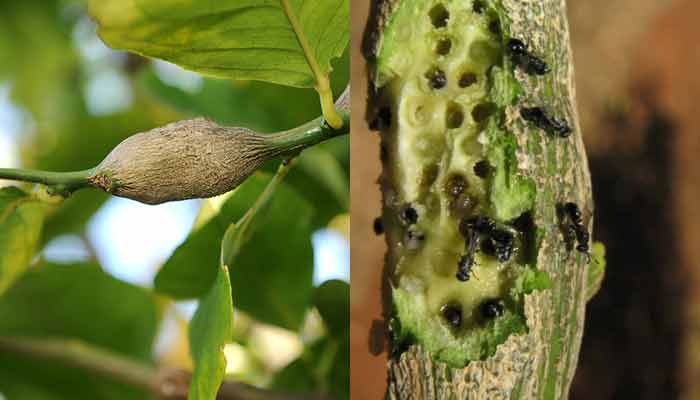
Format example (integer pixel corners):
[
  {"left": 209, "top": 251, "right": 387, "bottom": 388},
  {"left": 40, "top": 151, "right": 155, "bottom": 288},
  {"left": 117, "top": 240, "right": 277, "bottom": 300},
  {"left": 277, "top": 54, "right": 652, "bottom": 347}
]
[
  {"left": 520, "top": 107, "right": 572, "bottom": 138},
  {"left": 558, "top": 202, "right": 591, "bottom": 262},
  {"left": 479, "top": 298, "right": 505, "bottom": 319},
  {"left": 506, "top": 38, "right": 550, "bottom": 76}
]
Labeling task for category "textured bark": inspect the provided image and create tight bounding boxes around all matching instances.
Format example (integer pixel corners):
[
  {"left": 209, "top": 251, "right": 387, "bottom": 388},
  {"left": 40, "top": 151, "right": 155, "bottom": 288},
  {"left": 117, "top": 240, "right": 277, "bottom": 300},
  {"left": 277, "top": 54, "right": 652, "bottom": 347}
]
[{"left": 365, "top": 1, "right": 592, "bottom": 399}]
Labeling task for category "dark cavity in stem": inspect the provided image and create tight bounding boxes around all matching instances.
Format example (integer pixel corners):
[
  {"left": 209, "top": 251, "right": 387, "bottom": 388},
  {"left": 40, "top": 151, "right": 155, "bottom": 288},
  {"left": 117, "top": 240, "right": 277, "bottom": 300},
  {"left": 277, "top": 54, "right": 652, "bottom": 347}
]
[
  {"left": 426, "top": 68, "right": 447, "bottom": 89},
  {"left": 441, "top": 304, "right": 463, "bottom": 328},
  {"left": 480, "top": 299, "right": 505, "bottom": 319}
]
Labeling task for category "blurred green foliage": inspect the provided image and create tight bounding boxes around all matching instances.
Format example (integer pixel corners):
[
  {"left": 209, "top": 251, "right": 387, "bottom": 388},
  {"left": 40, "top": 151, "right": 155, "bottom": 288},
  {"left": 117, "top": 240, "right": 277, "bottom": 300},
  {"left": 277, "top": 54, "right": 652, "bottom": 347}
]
[
  {"left": 155, "top": 175, "right": 272, "bottom": 299},
  {"left": 222, "top": 174, "right": 314, "bottom": 331},
  {"left": 0, "top": 187, "right": 46, "bottom": 296},
  {"left": 0, "top": 263, "right": 160, "bottom": 399},
  {"left": 0, "top": 0, "right": 349, "bottom": 398}
]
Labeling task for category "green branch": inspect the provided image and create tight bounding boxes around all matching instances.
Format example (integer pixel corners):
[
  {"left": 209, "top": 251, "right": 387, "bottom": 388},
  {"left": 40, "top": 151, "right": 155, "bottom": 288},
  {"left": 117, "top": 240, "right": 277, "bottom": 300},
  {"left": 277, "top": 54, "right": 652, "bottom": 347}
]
[
  {"left": 264, "top": 111, "right": 349, "bottom": 155},
  {"left": 0, "top": 168, "right": 94, "bottom": 192},
  {"left": 279, "top": 0, "right": 343, "bottom": 129},
  {"left": 0, "top": 336, "right": 156, "bottom": 391},
  {"left": 0, "top": 336, "right": 326, "bottom": 400}
]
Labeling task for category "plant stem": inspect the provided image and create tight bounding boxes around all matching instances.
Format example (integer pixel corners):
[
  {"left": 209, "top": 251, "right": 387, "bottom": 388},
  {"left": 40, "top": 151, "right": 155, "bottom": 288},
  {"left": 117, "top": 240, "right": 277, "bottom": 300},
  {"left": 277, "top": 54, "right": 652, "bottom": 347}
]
[
  {"left": 0, "top": 336, "right": 156, "bottom": 391},
  {"left": 279, "top": 0, "right": 343, "bottom": 129},
  {"left": 0, "top": 168, "right": 94, "bottom": 191},
  {"left": 0, "top": 336, "right": 325, "bottom": 400},
  {"left": 264, "top": 111, "right": 350, "bottom": 156},
  {"left": 0, "top": 107, "right": 349, "bottom": 199}
]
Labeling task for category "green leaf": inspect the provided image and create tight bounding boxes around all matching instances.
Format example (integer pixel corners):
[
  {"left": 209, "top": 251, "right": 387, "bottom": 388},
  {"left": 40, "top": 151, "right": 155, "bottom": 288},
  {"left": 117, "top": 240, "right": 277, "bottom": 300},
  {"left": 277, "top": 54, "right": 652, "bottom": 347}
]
[
  {"left": 296, "top": 146, "right": 349, "bottom": 210},
  {"left": 309, "top": 281, "right": 349, "bottom": 400},
  {"left": 0, "top": 187, "right": 46, "bottom": 296},
  {"left": 330, "top": 336, "right": 350, "bottom": 400},
  {"left": 270, "top": 357, "right": 316, "bottom": 393},
  {"left": 312, "top": 280, "right": 349, "bottom": 338},
  {"left": 156, "top": 171, "right": 318, "bottom": 330},
  {"left": 155, "top": 174, "right": 269, "bottom": 298},
  {"left": 225, "top": 177, "right": 314, "bottom": 330},
  {"left": 0, "top": 1, "right": 78, "bottom": 127},
  {"left": 40, "top": 190, "right": 109, "bottom": 246},
  {"left": 219, "top": 166, "right": 285, "bottom": 268},
  {"left": 0, "top": 262, "right": 159, "bottom": 399},
  {"left": 188, "top": 265, "right": 234, "bottom": 400},
  {"left": 89, "top": 0, "right": 349, "bottom": 88},
  {"left": 136, "top": 47, "right": 349, "bottom": 133},
  {"left": 270, "top": 338, "right": 330, "bottom": 394},
  {"left": 271, "top": 336, "right": 348, "bottom": 400}
]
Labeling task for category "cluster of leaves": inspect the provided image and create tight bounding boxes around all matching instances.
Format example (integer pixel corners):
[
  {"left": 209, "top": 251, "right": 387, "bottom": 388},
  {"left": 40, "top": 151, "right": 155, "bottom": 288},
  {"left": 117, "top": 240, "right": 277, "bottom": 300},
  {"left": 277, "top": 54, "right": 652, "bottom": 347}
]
[{"left": 0, "top": 0, "right": 348, "bottom": 399}]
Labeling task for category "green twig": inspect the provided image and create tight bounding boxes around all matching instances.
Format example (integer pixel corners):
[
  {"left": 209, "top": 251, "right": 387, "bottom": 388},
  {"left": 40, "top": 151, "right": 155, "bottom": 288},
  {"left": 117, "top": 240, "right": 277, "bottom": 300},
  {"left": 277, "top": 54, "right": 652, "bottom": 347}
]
[
  {"left": 265, "top": 111, "right": 350, "bottom": 155},
  {"left": 0, "top": 336, "right": 325, "bottom": 400},
  {"left": 279, "top": 0, "right": 343, "bottom": 129},
  {"left": 0, "top": 336, "right": 156, "bottom": 391},
  {"left": 0, "top": 168, "right": 94, "bottom": 193}
]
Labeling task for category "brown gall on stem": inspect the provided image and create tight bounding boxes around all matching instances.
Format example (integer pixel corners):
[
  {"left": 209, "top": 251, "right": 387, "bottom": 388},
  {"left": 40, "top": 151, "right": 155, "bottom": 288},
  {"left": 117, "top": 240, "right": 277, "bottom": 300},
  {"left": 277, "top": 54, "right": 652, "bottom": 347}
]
[
  {"left": 90, "top": 86, "right": 350, "bottom": 205},
  {"left": 90, "top": 118, "right": 279, "bottom": 205}
]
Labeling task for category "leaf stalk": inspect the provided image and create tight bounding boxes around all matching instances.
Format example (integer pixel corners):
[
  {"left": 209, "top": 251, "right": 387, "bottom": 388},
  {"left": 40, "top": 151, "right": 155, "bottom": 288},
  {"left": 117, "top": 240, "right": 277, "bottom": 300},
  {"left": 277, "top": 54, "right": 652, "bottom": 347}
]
[{"left": 279, "top": 0, "right": 343, "bottom": 129}]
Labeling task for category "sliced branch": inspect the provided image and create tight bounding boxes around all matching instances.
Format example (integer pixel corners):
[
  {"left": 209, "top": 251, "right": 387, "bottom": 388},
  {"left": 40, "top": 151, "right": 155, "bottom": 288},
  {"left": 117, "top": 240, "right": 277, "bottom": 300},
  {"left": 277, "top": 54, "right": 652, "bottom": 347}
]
[{"left": 364, "top": 0, "right": 593, "bottom": 398}]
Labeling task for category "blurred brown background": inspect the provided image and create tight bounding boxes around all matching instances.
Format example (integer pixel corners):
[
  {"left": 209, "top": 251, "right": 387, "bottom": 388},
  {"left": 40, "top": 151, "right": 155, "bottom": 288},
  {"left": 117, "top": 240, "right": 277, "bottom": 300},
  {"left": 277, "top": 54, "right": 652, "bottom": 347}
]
[{"left": 350, "top": 0, "right": 700, "bottom": 398}]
